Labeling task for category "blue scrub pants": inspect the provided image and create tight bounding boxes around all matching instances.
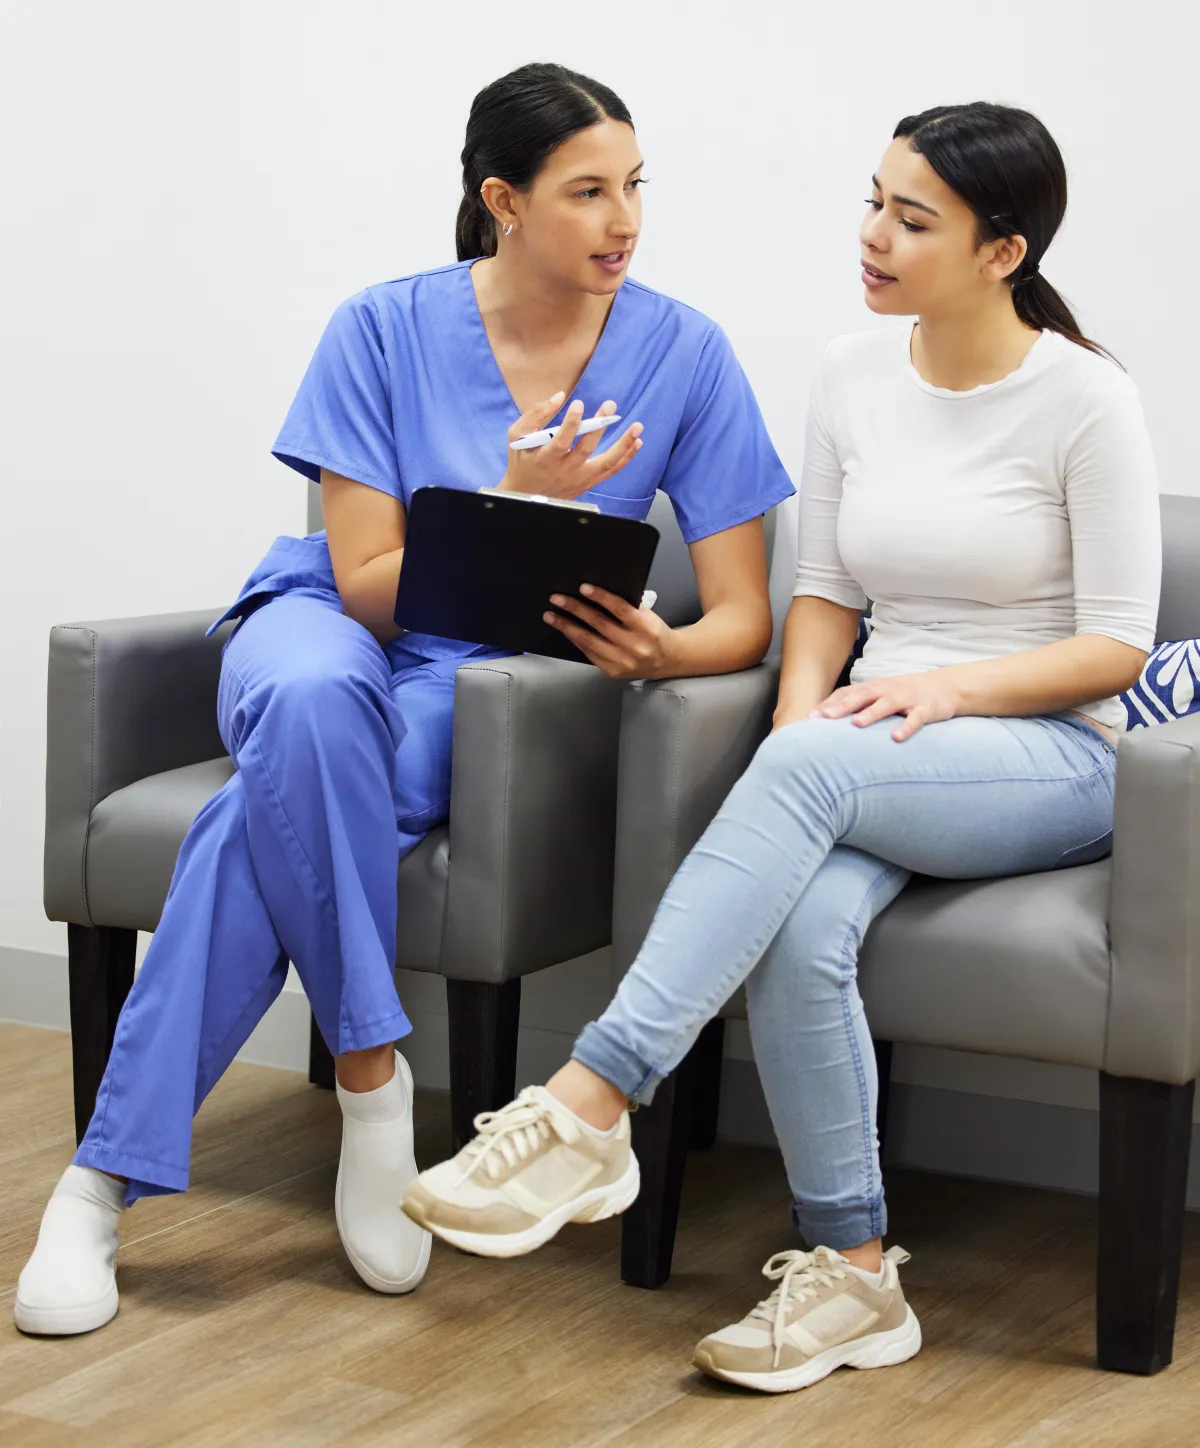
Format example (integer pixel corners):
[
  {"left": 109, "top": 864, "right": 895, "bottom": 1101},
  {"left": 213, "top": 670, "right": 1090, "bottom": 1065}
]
[{"left": 74, "top": 591, "right": 491, "bottom": 1202}]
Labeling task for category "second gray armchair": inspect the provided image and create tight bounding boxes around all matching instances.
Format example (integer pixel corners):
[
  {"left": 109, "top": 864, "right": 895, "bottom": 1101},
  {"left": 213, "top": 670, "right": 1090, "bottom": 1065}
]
[{"left": 612, "top": 492, "right": 1200, "bottom": 1385}]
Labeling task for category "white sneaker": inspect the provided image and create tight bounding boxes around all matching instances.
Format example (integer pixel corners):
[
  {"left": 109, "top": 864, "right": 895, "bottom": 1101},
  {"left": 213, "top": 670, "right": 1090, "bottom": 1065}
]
[
  {"left": 335, "top": 1051, "right": 430, "bottom": 1293},
  {"left": 692, "top": 1245, "right": 921, "bottom": 1393},
  {"left": 401, "top": 1086, "right": 639, "bottom": 1257},
  {"left": 15, "top": 1166, "right": 124, "bottom": 1336}
]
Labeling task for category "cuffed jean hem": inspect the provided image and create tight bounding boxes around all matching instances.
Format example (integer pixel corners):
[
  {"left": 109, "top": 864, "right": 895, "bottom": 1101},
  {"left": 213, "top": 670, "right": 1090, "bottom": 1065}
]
[
  {"left": 790, "top": 1193, "right": 887, "bottom": 1251},
  {"left": 72, "top": 1146, "right": 191, "bottom": 1208},
  {"left": 572, "top": 1020, "right": 665, "bottom": 1105}
]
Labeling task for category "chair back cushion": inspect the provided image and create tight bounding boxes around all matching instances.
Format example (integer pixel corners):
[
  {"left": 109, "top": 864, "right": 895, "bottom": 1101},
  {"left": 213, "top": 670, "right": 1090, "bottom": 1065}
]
[
  {"left": 1158, "top": 494, "right": 1200, "bottom": 644},
  {"left": 1119, "top": 495, "right": 1200, "bottom": 728}
]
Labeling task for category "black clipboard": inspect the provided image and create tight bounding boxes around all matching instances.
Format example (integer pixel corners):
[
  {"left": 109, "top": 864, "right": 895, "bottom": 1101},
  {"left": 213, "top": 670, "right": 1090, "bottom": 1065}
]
[{"left": 393, "top": 486, "right": 660, "bottom": 663}]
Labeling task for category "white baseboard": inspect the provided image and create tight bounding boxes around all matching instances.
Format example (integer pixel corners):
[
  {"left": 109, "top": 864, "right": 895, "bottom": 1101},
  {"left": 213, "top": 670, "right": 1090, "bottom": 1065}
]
[
  {"left": 7, "top": 942, "right": 1200, "bottom": 1210},
  {"left": 1, "top": 943, "right": 72, "bottom": 1029}
]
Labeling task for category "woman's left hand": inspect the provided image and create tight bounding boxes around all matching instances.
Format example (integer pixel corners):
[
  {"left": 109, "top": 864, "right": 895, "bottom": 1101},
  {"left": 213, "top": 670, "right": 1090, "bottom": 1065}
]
[
  {"left": 545, "top": 584, "right": 676, "bottom": 680},
  {"left": 810, "top": 669, "right": 965, "bottom": 741}
]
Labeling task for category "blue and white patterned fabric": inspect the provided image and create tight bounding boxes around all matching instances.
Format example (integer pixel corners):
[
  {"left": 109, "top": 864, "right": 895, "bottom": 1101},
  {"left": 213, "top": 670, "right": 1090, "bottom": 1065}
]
[{"left": 1121, "top": 639, "right": 1200, "bottom": 729}]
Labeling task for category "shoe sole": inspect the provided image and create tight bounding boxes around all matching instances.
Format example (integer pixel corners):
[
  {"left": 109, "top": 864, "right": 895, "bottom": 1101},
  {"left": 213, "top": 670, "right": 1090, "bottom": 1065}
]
[
  {"left": 693, "top": 1305, "right": 922, "bottom": 1393},
  {"left": 14, "top": 1283, "right": 119, "bottom": 1337},
  {"left": 335, "top": 1053, "right": 432, "bottom": 1295},
  {"left": 404, "top": 1154, "right": 641, "bottom": 1259}
]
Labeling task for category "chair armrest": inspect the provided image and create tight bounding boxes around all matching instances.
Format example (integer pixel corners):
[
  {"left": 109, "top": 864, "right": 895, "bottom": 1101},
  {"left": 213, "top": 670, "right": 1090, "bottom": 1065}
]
[
  {"left": 44, "top": 610, "right": 230, "bottom": 925},
  {"left": 441, "top": 654, "right": 625, "bottom": 981},
  {"left": 1106, "top": 713, "right": 1200, "bottom": 1082},
  {"left": 611, "top": 662, "right": 779, "bottom": 974}
]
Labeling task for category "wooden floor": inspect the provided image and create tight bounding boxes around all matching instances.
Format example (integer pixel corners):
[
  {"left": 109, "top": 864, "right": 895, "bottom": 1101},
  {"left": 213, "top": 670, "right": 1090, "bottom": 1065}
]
[{"left": 4, "top": 1025, "right": 1200, "bottom": 1447}]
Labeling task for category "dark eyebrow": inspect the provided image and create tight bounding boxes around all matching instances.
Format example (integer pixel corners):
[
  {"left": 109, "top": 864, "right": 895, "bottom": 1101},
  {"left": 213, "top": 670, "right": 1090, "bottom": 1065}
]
[
  {"left": 565, "top": 162, "right": 646, "bottom": 186},
  {"left": 871, "top": 174, "right": 940, "bottom": 217}
]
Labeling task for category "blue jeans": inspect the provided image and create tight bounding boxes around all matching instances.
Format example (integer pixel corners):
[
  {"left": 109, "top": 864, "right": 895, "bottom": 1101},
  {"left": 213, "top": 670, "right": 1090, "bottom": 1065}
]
[{"left": 573, "top": 712, "right": 1116, "bottom": 1248}]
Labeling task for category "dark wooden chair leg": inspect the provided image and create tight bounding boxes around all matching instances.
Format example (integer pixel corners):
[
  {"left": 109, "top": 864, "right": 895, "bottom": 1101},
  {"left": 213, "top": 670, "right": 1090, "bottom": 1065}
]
[
  {"left": 67, "top": 923, "right": 137, "bottom": 1145},
  {"left": 1097, "top": 1071, "right": 1193, "bottom": 1375},
  {"left": 621, "top": 1049, "right": 698, "bottom": 1289},
  {"left": 874, "top": 1037, "right": 894, "bottom": 1160},
  {"left": 308, "top": 1011, "right": 336, "bottom": 1090},
  {"left": 689, "top": 1018, "right": 725, "bottom": 1150},
  {"left": 446, "top": 978, "right": 522, "bottom": 1153}
]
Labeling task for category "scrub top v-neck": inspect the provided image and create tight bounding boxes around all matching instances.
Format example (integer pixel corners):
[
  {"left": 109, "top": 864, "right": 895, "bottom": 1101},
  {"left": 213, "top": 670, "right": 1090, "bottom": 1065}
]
[
  {"left": 215, "top": 260, "right": 794, "bottom": 657},
  {"left": 450, "top": 260, "right": 623, "bottom": 445}
]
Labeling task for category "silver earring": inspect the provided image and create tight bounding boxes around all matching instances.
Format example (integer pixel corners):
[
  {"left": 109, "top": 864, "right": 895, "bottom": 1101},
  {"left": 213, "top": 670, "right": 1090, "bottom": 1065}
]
[{"left": 503, "top": 223, "right": 514, "bottom": 237}]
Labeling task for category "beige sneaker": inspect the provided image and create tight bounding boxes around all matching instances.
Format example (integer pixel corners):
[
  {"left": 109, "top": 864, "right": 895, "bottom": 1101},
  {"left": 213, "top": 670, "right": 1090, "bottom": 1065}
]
[
  {"left": 401, "top": 1087, "right": 640, "bottom": 1257},
  {"left": 693, "top": 1245, "right": 920, "bottom": 1393}
]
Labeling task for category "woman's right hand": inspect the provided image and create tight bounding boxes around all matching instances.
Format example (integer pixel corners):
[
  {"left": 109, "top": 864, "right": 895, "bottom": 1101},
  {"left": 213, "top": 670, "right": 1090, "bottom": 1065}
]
[{"left": 499, "top": 393, "right": 644, "bottom": 501}]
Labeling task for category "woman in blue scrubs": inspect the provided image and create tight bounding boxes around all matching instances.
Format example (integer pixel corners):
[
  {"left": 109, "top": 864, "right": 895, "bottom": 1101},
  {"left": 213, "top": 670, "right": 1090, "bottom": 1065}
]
[{"left": 15, "top": 61, "right": 793, "bottom": 1335}]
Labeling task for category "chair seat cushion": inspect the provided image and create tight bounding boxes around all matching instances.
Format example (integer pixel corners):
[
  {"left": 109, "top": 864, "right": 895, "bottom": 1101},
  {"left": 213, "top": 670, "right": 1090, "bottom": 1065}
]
[
  {"left": 87, "top": 760, "right": 237, "bottom": 930},
  {"left": 724, "top": 861, "right": 1112, "bottom": 1071},
  {"left": 85, "top": 760, "right": 450, "bottom": 969}
]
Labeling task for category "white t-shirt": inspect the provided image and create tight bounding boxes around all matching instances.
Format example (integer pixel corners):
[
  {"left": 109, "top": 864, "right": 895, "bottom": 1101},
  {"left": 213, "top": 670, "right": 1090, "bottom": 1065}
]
[{"left": 793, "top": 326, "right": 1162, "bottom": 729}]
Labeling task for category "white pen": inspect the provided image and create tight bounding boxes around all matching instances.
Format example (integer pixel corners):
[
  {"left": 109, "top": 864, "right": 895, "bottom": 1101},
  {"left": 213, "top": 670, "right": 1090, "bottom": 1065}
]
[{"left": 510, "top": 414, "right": 622, "bottom": 451}]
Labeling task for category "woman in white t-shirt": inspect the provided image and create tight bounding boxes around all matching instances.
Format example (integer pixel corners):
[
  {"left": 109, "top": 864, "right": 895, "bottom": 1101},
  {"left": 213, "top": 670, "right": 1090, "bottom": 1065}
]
[{"left": 401, "top": 103, "right": 1163, "bottom": 1393}]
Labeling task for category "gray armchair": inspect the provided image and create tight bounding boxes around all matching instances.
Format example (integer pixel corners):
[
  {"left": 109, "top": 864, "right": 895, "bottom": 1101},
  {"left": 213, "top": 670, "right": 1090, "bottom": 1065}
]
[
  {"left": 612, "top": 493, "right": 1200, "bottom": 1379},
  {"left": 44, "top": 595, "right": 628, "bottom": 1152}
]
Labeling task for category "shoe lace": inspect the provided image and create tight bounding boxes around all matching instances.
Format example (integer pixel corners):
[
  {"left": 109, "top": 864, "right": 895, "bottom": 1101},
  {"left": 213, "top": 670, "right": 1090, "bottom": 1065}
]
[
  {"left": 458, "top": 1087, "right": 582, "bottom": 1184},
  {"left": 748, "top": 1246, "right": 849, "bottom": 1368}
]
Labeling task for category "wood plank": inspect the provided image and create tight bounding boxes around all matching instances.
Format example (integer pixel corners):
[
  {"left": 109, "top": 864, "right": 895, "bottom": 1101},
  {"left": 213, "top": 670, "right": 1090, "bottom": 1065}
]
[{"left": 4, "top": 1022, "right": 1200, "bottom": 1447}]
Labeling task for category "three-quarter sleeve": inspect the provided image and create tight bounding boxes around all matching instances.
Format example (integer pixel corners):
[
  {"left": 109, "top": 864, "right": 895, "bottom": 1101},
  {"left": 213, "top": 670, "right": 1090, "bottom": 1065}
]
[
  {"left": 793, "top": 354, "right": 868, "bottom": 612},
  {"left": 272, "top": 291, "right": 402, "bottom": 498},
  {"left": 1065, "top": 371, "right": 1161, "bottom": 651}
]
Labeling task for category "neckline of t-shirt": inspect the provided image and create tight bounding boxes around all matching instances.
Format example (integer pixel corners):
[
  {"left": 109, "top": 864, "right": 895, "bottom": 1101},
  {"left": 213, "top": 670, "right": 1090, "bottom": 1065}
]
[{"left": 903, "top": 323, "right": 1055, "bottom": 400}]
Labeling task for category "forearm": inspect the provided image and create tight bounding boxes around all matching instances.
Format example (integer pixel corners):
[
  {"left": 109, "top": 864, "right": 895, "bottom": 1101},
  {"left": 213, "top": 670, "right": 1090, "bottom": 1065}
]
[
  {"left": 337, "top": 547, "right": 405, "bottom": 644},
  {"left": 946, "top": 633, "right": 1147, "bottom": 717},
  {"left": 656, "top": 598, "right": 773, "bottom": 679},
  {"left": 777, "top": 596, "right": 861, "bottom": 716}
]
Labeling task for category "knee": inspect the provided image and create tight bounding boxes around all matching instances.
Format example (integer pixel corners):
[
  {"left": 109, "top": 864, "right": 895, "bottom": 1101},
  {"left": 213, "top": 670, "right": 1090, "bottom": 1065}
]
[
  {"left": 269, "top": 655, "right": 383, "bottom": 713},
  {"left": 747, "top": 718, "right": 846, "bottom": 798},
  {"left": 229, "top": 651, "right": 395, "bottom": 757}
]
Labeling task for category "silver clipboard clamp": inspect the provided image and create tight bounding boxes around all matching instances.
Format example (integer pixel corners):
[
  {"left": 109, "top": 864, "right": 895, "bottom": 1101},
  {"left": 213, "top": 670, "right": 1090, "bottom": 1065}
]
[{"left": 478, "top": 485, "right": 601, "bottom": 514}]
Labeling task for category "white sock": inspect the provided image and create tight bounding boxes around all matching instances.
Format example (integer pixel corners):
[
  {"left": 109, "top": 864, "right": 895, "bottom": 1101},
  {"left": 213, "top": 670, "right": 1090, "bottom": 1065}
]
[
  {"left": 15, "top": 1166, "right": 124, "bottom": 1335},
  {"left": 843, "top": 1257, "right": 886, "bottom": 1288},
  {"left": 58, "top": 1163, "right": 127, "bottom": 1215},
  {"left": 544, "top": 1087, "right": 624, "bottom": 1140},
  {"left": 336, "top": 1055, "right": 407, "bottom": 1124}
]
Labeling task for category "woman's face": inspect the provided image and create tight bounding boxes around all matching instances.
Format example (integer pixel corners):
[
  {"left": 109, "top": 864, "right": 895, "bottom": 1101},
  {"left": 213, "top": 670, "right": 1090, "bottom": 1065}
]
[
  {"left": 859, "top": 137, "right": 1024, "bottom": 316},
  {"left": 503, "top": 119, "right": 644, "bottom": 295}
]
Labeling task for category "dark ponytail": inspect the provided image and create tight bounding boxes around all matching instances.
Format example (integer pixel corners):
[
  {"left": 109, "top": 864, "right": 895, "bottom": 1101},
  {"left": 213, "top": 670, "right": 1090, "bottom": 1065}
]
[
  {"left": 456, "top": 62, "right": 634, "bottom": 262},
  {"left": 894, "top": 103, "right": 1112, "bottom": 359}
]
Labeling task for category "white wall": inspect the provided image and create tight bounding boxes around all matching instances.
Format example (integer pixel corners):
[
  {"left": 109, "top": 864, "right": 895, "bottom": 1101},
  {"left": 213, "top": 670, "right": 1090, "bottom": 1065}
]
[{"left": 3, "top": 1, "right": 1197, "bottom": 1170}]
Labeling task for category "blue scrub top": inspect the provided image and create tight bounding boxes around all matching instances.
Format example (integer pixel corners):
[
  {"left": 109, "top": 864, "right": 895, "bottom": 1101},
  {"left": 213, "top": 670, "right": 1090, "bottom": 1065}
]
[{"left": 215, "top": 260, "right": 794, "bottom": 656}]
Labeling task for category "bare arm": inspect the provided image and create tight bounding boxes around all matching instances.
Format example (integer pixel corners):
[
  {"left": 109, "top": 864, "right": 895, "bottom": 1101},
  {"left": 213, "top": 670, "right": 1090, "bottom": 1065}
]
[
  {"left": 667, "top": 517, "right": 774, "bottom": 675},
  {"left": 950, "top": 636, "right": 1147, "bottom": 716},
  {"left": 545, "top": 516, "right": 774, "bottom": 680},
  {"left": 774, "top": 595, "right": 862, "bottom": 728},
  {"left": 321, "top": 469, "right": 407, "bottom": 644},
  {"left": 814, "top": 635, "right": 1147, "bottom": 741}
]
